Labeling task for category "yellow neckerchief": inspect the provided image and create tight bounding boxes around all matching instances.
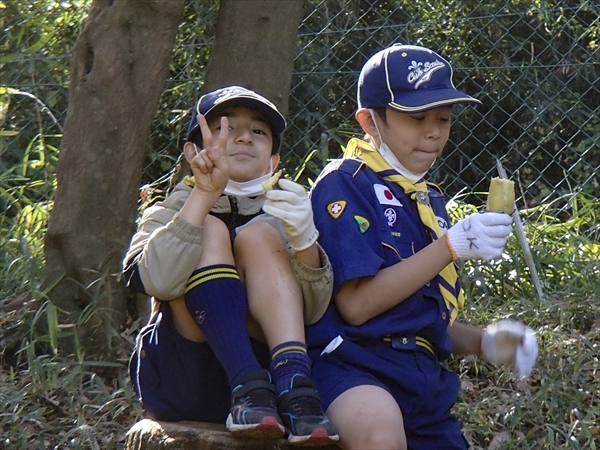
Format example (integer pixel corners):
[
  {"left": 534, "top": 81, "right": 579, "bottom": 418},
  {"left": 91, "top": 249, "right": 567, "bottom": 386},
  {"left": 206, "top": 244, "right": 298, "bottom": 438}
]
[
  {"left": 344, "top": 138, "right": 464, "bottom": 323},
  {"left": 182, "top": 176, "right": 195, "bottom": 187}
]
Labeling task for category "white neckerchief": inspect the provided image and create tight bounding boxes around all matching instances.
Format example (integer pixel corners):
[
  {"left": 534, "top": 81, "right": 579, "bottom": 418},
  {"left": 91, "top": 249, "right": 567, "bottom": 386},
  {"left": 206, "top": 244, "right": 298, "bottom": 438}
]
[{"left": 368, "top": 109, "right": 428, "bottom": 184}]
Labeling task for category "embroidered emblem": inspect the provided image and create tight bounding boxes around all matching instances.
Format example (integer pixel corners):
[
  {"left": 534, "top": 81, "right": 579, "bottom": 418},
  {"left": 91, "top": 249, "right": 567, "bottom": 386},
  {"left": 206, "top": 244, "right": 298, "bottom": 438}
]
[
  {"left": 391, "top": 231, "right": 401, "bottom": 237},
  {"left": 415, "top": 191, "right": 430, "bottom": 205},
  {"left": 274, "top": 359, "right": 288, "bottom": 369},
  {"left": 437, "top": 216, "right": 449, "bottom": 233},
  {"left": 384, "top": 207, "right": 397, "bottom": 227},
  {"left": 353, "top": 215, "right": 370, "bottom": 233},
  {"left": 407, "top": 60, "right": 445, "bottom": 89},
  {"left": 327, "top": 200, "right": 346, "bottom": 219},
  {"left": 374, "top": 184, "right": 402, "bottom": 206},
  {"left": 211, "top": 86, "right": 278, "bottom": 110}
]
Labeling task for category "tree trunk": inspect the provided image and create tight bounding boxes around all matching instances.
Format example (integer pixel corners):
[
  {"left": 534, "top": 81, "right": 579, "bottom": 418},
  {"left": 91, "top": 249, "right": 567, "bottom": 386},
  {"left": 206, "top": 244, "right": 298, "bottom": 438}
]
[
  {"left": 204, "top": 0, "right": 305, "bottom": 114},
  {"left": 42, "top": 0, "right": 184, "bottom": 353}
]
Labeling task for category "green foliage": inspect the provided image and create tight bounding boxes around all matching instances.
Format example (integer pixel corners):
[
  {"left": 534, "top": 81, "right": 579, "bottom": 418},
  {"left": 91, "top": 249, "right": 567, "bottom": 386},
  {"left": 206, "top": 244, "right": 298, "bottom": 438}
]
[
  {"left": 0, "top": 348, "right": 140, "bottom": 449},
  {"left": 1, "top": 0, "right": 86, "bottom": 172},
  {"left": 446, "top": 191, "right": 600, "bottom": 449}
]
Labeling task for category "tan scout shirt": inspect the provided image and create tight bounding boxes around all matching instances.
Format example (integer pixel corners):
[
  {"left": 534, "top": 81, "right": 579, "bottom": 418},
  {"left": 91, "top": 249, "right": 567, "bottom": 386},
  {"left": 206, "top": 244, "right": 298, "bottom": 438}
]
[{"left": 124, "top": 182, "right": 333, "bottom": 330}]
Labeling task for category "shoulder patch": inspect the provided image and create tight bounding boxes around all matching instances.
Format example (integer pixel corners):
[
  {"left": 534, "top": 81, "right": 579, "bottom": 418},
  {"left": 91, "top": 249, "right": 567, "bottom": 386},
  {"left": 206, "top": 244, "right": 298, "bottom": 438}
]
[
  {"left": 327, "top": 200, "right": 346, "bottom": 219},
  {"left": 353, "top": 215, "right": 370, "bottom": 233}
]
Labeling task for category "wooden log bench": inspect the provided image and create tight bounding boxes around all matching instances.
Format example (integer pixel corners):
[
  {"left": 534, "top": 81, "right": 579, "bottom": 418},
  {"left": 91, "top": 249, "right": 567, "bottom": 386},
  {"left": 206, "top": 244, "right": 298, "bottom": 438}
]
[{"left": 125, "top": 419, "right": 341, "bottom": 450}]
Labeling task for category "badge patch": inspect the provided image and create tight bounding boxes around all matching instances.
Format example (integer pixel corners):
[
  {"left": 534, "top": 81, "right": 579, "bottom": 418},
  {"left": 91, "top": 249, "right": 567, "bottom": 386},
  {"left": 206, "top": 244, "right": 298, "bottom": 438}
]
[
  {"left": 374, "top": 184, "right": 402, "bottom": 206},
  {"left": 384, "top": 207, "right": 397, "bottom": 227},
  {"left": 353, "top": 215, "right": 370, "bottom": 233},
  {"left": 327, "top": 200, "right": 346, "bottom": 219},
  {"left": 437, "top": 216, "right": 449, "bottom": 233}
]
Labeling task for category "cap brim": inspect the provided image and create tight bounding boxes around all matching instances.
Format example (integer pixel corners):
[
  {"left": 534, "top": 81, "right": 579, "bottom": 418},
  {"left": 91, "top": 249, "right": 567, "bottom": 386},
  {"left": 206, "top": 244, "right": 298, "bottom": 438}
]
[
  {"left": 204, "top": 96, "right": 286, "bottom": 135},
  {"left": 388, "top": 88, "right": 482, "bottom": 113}
]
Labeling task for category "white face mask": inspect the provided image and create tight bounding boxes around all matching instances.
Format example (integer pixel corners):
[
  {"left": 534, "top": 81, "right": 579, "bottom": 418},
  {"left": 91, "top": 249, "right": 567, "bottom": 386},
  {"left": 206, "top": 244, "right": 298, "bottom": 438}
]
[
  {"left": 223, "top": 157, "right": 275, "bottom": 197},
  {"left": 368, "top": 109, "right": 429, "bottom": 184},
  {"left": 193, "top": 144, "right": 275, "bottom": 197},
  {"left": 223, "top": 172, "right": 272, "bottom": 197}
]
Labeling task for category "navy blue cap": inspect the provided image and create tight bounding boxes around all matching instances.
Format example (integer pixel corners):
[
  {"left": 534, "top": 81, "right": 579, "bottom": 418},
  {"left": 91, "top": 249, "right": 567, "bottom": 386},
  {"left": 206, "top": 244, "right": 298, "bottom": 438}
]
[
  {"left": 186, "top": 86, "right": 286, "bottom": 152},
  {"left": 357, "top": 44, "right": 482, "bottom": 113}
]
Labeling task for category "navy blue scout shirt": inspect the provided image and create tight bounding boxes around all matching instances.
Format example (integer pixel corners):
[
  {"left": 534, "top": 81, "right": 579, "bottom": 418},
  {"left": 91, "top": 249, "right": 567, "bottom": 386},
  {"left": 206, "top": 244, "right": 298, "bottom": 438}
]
[{"left": 307, "top": 157, "right": 456, "bottom": 360}]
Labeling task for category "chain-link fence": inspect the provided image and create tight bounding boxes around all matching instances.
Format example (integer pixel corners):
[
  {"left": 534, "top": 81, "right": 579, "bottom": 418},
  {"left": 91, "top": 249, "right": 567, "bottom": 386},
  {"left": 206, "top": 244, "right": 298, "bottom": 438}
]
[
  {"left": 285, "top": 1, "right": 600, "bottom": 220},
  {"left": 2, "top": 0, "right": 599, "bottom": 246}
]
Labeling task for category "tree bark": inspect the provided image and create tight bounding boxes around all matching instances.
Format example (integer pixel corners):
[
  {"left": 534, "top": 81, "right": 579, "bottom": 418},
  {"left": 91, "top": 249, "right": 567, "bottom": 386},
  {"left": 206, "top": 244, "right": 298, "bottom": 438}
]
[
  {"left": 43, "top": 0, "right": 184, "bottom": 352},
  {"left": 203, "top": 0, "right": 305, "bottom": 114}
]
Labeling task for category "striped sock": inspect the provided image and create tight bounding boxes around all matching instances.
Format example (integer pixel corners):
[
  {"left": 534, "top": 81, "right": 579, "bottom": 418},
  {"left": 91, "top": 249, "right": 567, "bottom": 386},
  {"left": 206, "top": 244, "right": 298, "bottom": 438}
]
[
  {"left": 269, "top": 341, "right": 311, "bottom": 395},
  {"left": 184, "top": 264, "right": 261, "bottom": 388}
]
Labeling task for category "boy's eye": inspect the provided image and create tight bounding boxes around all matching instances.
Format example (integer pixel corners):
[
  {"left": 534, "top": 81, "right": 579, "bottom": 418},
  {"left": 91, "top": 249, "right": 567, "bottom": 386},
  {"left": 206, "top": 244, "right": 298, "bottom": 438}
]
[{"left": 253, "top": 128, "right": 266, "bottom": 135}]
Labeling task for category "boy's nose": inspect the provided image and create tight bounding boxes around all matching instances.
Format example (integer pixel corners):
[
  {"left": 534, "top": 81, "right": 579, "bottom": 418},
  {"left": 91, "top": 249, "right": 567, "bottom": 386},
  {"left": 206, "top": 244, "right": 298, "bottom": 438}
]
[
  {"left": 425, "top": 123, "right": 441, "bottom": 139},
  {"left": 234, "top": 128, "right": 252, "bottom": 143}
]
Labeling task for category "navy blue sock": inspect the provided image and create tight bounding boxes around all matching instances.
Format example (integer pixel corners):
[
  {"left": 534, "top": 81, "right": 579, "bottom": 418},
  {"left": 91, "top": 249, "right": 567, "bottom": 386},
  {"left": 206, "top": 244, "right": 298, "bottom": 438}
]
[
  {"left": 269, "top": 341, "right": 311, "bottom": 395},
  {"left": 184, "top": 264, "right": 262, "bottom": 389}
]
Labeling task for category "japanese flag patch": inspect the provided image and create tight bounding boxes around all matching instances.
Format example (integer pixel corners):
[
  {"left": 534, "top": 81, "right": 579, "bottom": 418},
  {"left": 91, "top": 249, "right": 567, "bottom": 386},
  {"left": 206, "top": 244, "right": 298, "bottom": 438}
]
[{"left": 374, "top": 184, "right": 402, "bottom": 206}]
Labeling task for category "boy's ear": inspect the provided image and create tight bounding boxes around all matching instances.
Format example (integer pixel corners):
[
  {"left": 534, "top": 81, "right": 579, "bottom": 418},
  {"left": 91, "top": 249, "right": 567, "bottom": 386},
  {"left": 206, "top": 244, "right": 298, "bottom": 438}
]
[
  {"left": 355, "top": 109, "right": 378, "bottom": 136},
  {"left": 271, "top": 153, "right": 281, "bottom": 172},
  {"left": 183, "top": 141, "right": 198, "bottom": 164}
]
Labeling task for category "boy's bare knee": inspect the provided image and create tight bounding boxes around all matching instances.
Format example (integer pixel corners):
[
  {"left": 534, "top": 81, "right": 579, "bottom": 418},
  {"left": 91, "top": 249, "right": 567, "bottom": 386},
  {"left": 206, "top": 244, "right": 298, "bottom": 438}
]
[
  {"left": 357, "top": 431, "right": 406, "bottom": 450},
  {"left": 198, "top": 215, "right": 234, "bottom": 267},
  {"left": 203, "top": 214, "right": 229, "bottom": 237},
  {"left": 340, "top": 426, "right": 405, "bottom": 450},
  {"left": 235, "top": 222, "right": 285, "bottom": 253}
]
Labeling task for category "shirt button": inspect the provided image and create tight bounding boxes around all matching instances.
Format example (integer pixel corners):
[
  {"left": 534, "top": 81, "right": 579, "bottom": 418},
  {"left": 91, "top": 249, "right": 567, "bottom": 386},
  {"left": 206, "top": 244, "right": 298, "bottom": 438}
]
[
  {"left": 140, "top": 349, "right": 146, "bottom": 358},
  {"left": 442, "top": 312, "right": 447, "bottom": 321}
]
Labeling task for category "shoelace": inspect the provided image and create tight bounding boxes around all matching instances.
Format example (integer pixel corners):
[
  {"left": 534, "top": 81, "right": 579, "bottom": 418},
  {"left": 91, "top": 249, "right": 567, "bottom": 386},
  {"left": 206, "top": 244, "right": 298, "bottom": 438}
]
[
  {"left": 242, "top": 387, "right": 276, "bottom": 408},
  {"left": 288, "top": 395, "right": 323, "bottom": 416}
]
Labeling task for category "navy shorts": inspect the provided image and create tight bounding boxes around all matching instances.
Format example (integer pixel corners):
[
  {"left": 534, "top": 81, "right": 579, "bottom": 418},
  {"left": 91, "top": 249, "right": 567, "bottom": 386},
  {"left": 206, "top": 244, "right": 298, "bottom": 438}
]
[
  {"left": 311, "top": 337, "right": 469, "bottom": 449},
  {"left": 129, "top": 303, "right": 270, "bottom": 423}
]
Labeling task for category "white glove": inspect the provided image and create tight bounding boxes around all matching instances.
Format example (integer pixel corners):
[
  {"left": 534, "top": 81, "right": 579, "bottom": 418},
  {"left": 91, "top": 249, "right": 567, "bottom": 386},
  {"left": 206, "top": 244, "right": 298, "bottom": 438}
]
[
  {"left": 446, "top": 212, "right": 512, "bottom": 260},
  {"left": 262, "top": 178, "right": 319, "bottom": 251},
  {"left": 481, "top": 319, "right": 538, "bottom": 377}
]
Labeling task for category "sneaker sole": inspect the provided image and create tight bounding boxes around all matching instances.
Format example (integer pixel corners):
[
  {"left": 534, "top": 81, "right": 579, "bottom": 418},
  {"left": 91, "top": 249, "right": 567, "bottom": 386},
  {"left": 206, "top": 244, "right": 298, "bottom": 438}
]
[
  {"left": 287, "top": 428, "right": 340, "bottom": 447},
  {"left": 226, "top": 414, "right": 285, "bottom": 439}
]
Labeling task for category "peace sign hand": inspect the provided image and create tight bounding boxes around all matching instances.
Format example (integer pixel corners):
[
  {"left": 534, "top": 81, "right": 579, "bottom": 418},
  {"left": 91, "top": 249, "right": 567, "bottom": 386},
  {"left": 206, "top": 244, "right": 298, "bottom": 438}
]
[{"left": 190, "top": 114, "right": 230, "bottom": 196}]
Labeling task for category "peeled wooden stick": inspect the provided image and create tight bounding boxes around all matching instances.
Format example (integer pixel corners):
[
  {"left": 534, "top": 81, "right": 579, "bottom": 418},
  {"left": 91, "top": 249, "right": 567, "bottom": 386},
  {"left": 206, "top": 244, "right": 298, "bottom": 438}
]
[
  {"left": 487, "top": 177, "right": 515, "bottom": 214},
  {"left": 495, "top": 159, "right": 545, "bottom": 302}
]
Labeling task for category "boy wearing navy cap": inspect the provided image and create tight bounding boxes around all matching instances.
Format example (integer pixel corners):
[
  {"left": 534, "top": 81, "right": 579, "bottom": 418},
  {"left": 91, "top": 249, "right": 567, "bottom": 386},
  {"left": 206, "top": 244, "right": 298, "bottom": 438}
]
[
  {"left": 307, "top": 45, "right": 538, "bottom": 449},
  {"left": 123, "top": 86, "right": 338, "bottom": 446}
]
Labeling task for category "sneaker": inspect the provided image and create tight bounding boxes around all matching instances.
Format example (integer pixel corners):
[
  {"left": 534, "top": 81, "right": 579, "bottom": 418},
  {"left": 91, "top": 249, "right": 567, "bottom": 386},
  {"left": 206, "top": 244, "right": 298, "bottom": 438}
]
[
  {"left": 226, "top": 369, "right": 285, "bottom": 439},
  {"left": 277, "top": 375, "right": 339, "bottom": 446}
]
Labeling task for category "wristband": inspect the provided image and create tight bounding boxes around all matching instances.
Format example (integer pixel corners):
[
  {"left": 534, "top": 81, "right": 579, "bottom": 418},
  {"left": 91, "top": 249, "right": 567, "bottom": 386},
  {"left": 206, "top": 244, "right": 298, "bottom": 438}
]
[{"left": 445, "top": 233, "right": 459, "bottom": 263}]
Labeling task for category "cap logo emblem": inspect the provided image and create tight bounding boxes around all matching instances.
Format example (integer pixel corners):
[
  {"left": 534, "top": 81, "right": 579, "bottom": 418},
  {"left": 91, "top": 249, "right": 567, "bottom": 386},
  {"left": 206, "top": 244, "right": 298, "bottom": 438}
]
[
  {"left": 214, "top": 86, "right": 250, "bottom": 105},
  {"left": 212, "top": 86, "right": 277, "bottom": 109},
  {"left": 407, "top": 60, "right": 445, "bottom": 89}
]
